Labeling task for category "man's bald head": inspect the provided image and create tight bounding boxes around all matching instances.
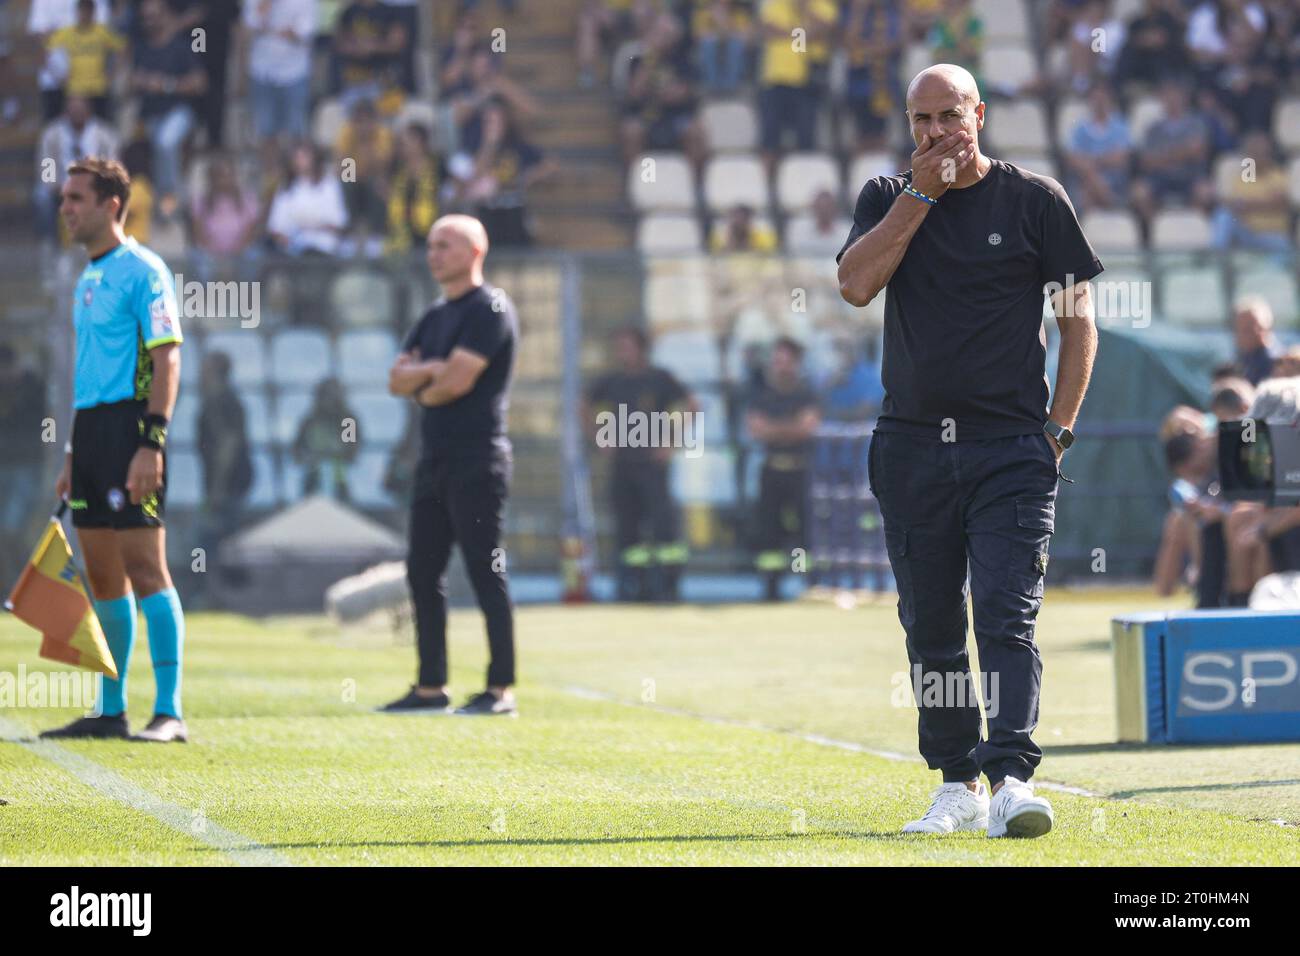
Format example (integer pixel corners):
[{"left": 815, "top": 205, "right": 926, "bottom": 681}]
[
  {"left": 426, "top": 214, "right": 489, "bottom": 288},
  {"left": 906, "top": 64, "right": 981, "bottom": 110},
  {"left": 429, "top": 214, "right": 490, "bottom": 257}
]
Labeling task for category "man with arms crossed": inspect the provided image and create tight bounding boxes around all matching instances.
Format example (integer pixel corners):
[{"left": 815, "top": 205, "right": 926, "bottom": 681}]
[
  {"left": 45, "top": 156, "right": 187, "bottom": 742},
  {"left": 382, "top": 215, "right": 519, "bottom": 716},
  {"left": 837, "top": 65, "right": 1100, "bottom": 837}
]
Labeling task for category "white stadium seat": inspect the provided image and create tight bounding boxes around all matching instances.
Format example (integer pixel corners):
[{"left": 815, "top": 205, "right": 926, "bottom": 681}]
[
  {"left": 1235, "top": 268, "right": 1299, "bottom": 327},
  {"left": 627, "top": 152, "right": 695, "bottom": 212},
  {"left": 1151, "top": 210, "right": 1212, "bottom": 253},
  {"left": 975, "top": 0, "right": 1029, "bottom": 43},
  {"left": 350, "top": 390, "right": 409, "bottom": 447},
  {"left": 784, "top": 214, "right": 852, "bottom": 257},
  {"left": 165, "top": 451, "right": 202, "bottom": 507},
  {"left": 651, "top": 330, "right": 722, "bottom": 385},
  {"left": 700, "top": 99, "right": 759, "bottom": 152},
  {"left": 1003, "top": 153, "right": 1058, "bottom": 181},
  {"left": 311, "top": 98, "right": 347, "bottom": 150},
  {"left": 204, "top": 332, "right": 266, "bottom": 387},
  {"left": 1288, "top": 156, "right": 1300, "bottom": 206},
  {"left": 337, "top": 329, "right": 398, "bottom": 387},
  {"left": 1054, "top": 96, "right": 1089, "bottom": 150},
  {"left": 248, "top": 450, "right": 278, "bottom": 508},
  {"left": 348, "top": 450, "right": 397, "bottom": 508},
  {"left": 643, "top": 267, "right": 711, "bottom": 327},
  {"left": 847, "top": 151, "right": 899, "bottom": 197},
  {"left": 775, "top": 152, "right": 841, "bottom": 213},
  {"left": 330, "top": 269, "right": 394, "bottom": 327},
  {"left": 169, "top": 392, "right": 199, "bottom": 448},
  {"left": 990, "top": 101, "right": 1048, "bottom": 152},
  {"left": 1081, "top": 210, "right": 1143, "bottom": 253},
  {"left": 980, "top": 46, "right": 1037, "bottom": 92},
  {"left": 243, "top": 389, "right": 273, "bottom": 447},
  {"left": 270, "top": 328, "right": 333, "bottom": 388},
  {"left": 1160, "top": 268, "right": 1226, "bottom": 327},
  {"left": 271, "top": 388, "right": 314, "bottom": 446},
  {"left": 637, "top": 213, "right": 703, "bottom": 253},
  {"left": 1128, "top": 95, "right": 1164, "bottom": 144},
  {"left": 1275, "top": 97, "right": 1300, "bottom": 153},
  {"left": 702, "top": 155, "right": 767, "bottom": 212}
]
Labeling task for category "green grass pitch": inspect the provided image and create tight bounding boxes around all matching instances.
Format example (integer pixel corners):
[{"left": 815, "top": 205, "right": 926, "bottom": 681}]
[{"left": 1, "top": 588, "right": 1297, "bottom": 865}]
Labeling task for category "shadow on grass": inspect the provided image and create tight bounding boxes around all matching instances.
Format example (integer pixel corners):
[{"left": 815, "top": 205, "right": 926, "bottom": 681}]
[
  {"left": 1045, "top": 740, "right": 1300, "bottom": 756},
  {"left": 1107, "top": 778, "right": 1300, "bottom": 799}
]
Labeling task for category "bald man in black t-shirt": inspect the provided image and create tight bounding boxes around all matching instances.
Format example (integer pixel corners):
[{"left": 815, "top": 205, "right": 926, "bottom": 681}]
[{"left": 837, "top": 64, "right": 1100, "bottom": 839}]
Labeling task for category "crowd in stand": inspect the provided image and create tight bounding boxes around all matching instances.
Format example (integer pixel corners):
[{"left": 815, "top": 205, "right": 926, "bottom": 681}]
[{"left": 24, "top": 0, "right": 555, "bottom": 266}]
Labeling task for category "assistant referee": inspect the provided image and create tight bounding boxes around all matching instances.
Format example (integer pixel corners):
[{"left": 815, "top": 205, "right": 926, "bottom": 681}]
[
  {"left": 382, "top": 215, "right": 519, "bottom": 716},
  {"left": 837, "top": 65, "right": 1100, "bottom": 838}
]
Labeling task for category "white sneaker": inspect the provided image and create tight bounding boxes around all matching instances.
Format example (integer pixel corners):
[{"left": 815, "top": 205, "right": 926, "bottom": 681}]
[
  {"left": 987, "top": 776, "right": 1054, "bottom": 838},
  {"left": 902, "top": 782, "right": 990, "bottom": 833}
]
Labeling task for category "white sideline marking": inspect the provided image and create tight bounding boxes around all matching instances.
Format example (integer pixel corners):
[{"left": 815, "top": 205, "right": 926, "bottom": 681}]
[
  {"left": 562, "top": 685, "right": 1103, "bottom": 798},
  {"left": 0, "top": 716, "right": 290, "bottom": 866}
]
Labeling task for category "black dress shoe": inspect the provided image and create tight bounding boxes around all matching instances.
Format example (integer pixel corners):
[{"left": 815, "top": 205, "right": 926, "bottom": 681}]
[
  {"left": 377, "top": 686, "right": 453, "bottom": 713},
  {"left": 40, "top": 714, "right": 130, "bottom": 739}
]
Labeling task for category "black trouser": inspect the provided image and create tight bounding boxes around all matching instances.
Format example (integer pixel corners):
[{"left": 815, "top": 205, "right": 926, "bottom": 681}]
[
  {"left": 407, "top": 453, "right": 515, "bottom": 687},
  {"left": 868, "top": 430, "right": 1058, "bottom": 787},
  {"left": 754, "top": 463, "right": 807, "bottom": 585},
  {"left": 610, "top": 456, "right": 684, "bottom": 601}
]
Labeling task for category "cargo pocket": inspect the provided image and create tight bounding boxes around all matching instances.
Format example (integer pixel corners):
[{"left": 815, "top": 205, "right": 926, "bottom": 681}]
[
  {"left": 1006, "top": 496, "right": 1055, "bottom": 598},
  {"left": 884, "top": 527, "right": 914, "bottom": 627}
]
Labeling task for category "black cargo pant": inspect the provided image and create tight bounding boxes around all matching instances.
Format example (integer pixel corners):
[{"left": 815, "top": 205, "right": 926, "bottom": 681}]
[
  {"left": 868, "top": 430, "right": 1059, "bottom": 786},
  {"left": 407, "top": 453, "right": 515, "bottom": 688},
  {"left": 610, "top": 457, "right": 684, "bottom": 601}
]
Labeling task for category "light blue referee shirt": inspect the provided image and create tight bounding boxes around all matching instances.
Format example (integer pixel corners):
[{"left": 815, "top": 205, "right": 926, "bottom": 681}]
[{"left": 73, "top": 237, "right": 183, "bottom": 410}]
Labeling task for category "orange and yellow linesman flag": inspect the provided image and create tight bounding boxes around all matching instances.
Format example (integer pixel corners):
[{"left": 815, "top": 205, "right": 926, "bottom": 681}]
[{"left": 5, "top": 518, "right": 117, "bottom": 679}]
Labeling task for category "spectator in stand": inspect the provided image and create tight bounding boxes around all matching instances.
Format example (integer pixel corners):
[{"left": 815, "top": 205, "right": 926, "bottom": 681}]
[
  {"left": 335, "top": 98, "right": 395, "bottom": 258},
  {"left": 28, "top": 0, "right": 112, "bottom": 120},
  {"left": 1064, "top": 82, "right": 1133, "bottom": 214},
  {"left": 171, "top": 0, "right": 240, "bottom": 148},
  {"left": 450, "top": 46, "right": 539, "bottom": 156},
  {"left": 693, "top": 0, "right": 752, "bottom": 95},
  {"left": 1063, "top": 0, "right": 1125, "bottom": 94},
  {"left": 1233, "top": 295, "right": 1279, "bottom": 386},
  {"left": 1211, "top": 131, "right": 1291, "bottom": 257},
  {"left": 1207, "top": 13, "right": 1277, "bottom": 136},
  {"left": 334, "top": 0, "right": 410, "bottom": 111},
  {"left": 756, "top": 0, "right": 836, "bottom": 175},
  {"left": 193, "top": 350, "right": 252, "bottom": 609},
  {"left": 575, "top": 0, "right": 638, "bottom": 89},
  {"left": 709, "top": 203, "right": 777, "bottom": 253},
  {"left": 46, "top": 0, "right": 125, "bottom": 119},
  {"left": 438, "top": 8, "right": 485, "bottom": 100},
  {"left": 33, "top": 94, "right": 118, "bottom": 241},
  {"left": 820, "top": 337, "right": 884, "bottom": 421},
  {"left": 130, "top": 0, "right": 207, "bottom": 218},
  {"left": 1186, "top": 0, "right": 1266, "bottom": 82},
  {"left": 293, "top": 377, "right": 359, "bottom": 501},
  {"left": 448, "top": 100, "right": 555, "bottom": 247},
  {"left": 1117, "top": 0, "right": 1190, "bottom": 87},
  {"left": 266, "top": 141, "right": 349, "bottom": 255},
  {"left": 189, "top": 153, "right": 261, "bottom": 279},
  {"left": 842, "top": 0, "right": 905, "bottom": 154},
  {"left": 1130, "top": 77, "right": 1213, "bottom": 228},
  {"left": 785, "top": 188, "right": 852, "bottom": 256},
  {"left": 241, "top": 0, "right": 317, "bottom": 143},
  {"left": 619, "top": 50, "right": 705, "bottom": 171},
  {"left": 0, "top": 345, "right": 49, "bottom": 590},
  {"left": 121, "top": 137, "right": 155, "bottom": 244},
  {"left": 1259, "top": 0, "right": 1300, "bottom": 83},
  {"left": 928, "top": 0, "right": 982, "bottom": 88},
  {"left": 385, "top": 123, "right": 445, "bottom": 254}
]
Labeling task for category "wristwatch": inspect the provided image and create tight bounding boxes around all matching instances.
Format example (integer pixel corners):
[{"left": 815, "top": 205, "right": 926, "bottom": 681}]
[{"left": 1044, "top": 420, "right": 1075, "bottom": 450}]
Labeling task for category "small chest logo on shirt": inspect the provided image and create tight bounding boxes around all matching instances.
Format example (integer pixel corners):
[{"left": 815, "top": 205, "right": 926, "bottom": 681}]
[
  {"left": 83, "top": 288, "right": 93, "bottom": 306},
  {"left": 988, "top": 233, "right": 1002, "bottom": 246}
]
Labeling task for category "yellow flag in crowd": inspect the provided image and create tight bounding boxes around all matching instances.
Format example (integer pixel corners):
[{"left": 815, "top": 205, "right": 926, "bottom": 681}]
[{"left": 5, "top": 520, "right": 117, "bottom": 679}]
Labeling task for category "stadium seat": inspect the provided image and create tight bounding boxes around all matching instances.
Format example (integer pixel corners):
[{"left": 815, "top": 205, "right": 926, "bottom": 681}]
[
  {"left": 644, "top": 266, "right": 711, "bottom": 328},
  {"left": 1053, "top": 95, "right": 1088, "bottom": 150},
  {"left": 204, "top": 332, "right": 267, "bottom": 387},
  {"left": 1114, "top": 0, "right": 1143, "bottom": 18},
  {"left": 348, "top": 450, "right": 397, "bottom": 508},
  {"left": 165, "top": 451, "right": 202, "bottom": 507},
  {"left": 330, "top": 269, "right": 395, "bottom": 327},
  {"left": 1128, "top": 95, "right": 1164, "bottom": 144},
  {"left": 311, "top": 98, "right": 347, "bottom": 150},
  {"left": 989, "top": 101, "right": 1048, "bottom": 153},
  {"left": 975, "top": 0, "right": 1028, "bottom": 43},
  {"left": 243, "top": 389, "right": 273, "bottom": 447},
  {"left": 979, "top": 46, "right": 1037, "bottom": 93},
  {"left": 1287, "top": 156, "right": 1300, "bottom": 206},
  {"left": 1003, "top": 153, "right": 1059, "bottom": 181},
  {"left": 1081, "top": 210, "right": 1142, "bottom": 253},
  {"left": 271, "top": 388, "right": 314, "bottom": 446},
  {"left": 702, "top": 155, "right": 767, "bottom": 213},
  {"left": 337, "top": 329, "right": 399, "bottom": 387},
  {"left": 700, "top": 99, "right": 759, "bottom": 152},
  {"left": 395, "top": 99, "right": 436, "bottom": 134},
  {"left": 1275, "top": 97, "right": 1300, "bottom": 153},
  {"left": 248, "top": 450, "right": 278, "bottom": 508},
  {"left": 784, "top": 213, "right": 849, "bottom": 256},
  {"left": 169, "top": 393, "right": 199, "bottom": 448},
  {"left": 1213, "top": 153, "right": 1251, "bottom": 197},
  {"left": 692, "top": 388, "right": 729, "bottom": 447},
  {"left": 350, "top": 390, "right": 409, "bottom": 447},
  {"left": 1092, "top": 267, "right": 1153, "bottom": 326},
  {"left": 651, "top": 330, "right": 722, "bottom": 385},
  {"left": 902, "top": 43, "right": 932, "bottom": 87},
  {"left": 671, "top": 448, "right": 736, "bottom": 506},
  {"left": 1235, "top": 267, "right": 1299, "bottom": 328},
  {"left": 847, "top": 151, "right": 898, "bottom": 195},
  {"left": 637, "top": 214, "right": 704, "bottom": 253},
  {"left": 1150, "top": 210, "right": 1212, "bottom": 253},
  {"left": 775, "top": 152, "right": 841, "bottom": 213},
  {"left": 270, "top": 328, "right": 333, "bottom": 388},
  {"left": 1159, "top": 268, "right": 1227, "bottom": 328},
  {"left": 627, "top": 153, "right": 695, "bottom": 212}
]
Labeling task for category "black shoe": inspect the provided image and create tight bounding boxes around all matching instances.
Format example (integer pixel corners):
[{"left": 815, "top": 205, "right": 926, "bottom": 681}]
[
  {"left": 454, "top": 691, "right": 517, "bottom": 716},
  {"left": 378, "top": 686, "right": 452, "bottom": 714},
  {"left": 39, "top": 713, "right": 130, "bottom": 739},
  {"left": 133, "top": 714, "right": 188, "bottom": 742}
]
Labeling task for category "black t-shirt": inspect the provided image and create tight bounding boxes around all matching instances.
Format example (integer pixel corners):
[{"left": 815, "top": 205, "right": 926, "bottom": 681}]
[
  {"left": 401, "top": 284, "right": 517, "bottom": 460},
  {"left": 134, "top": 31, "right": 203, "bottom": 118},
  {"left": 749, "top": 379, "right": 819, "bottom": 469},
  {"left": 837, "top": 159, "right": 1102, "bottom": 441},
  {"left": 588, "top": 365, "right": 689, "bottom": 462},
  {"left": 337, "top": 2, "right": 402, "bottom": 87}
]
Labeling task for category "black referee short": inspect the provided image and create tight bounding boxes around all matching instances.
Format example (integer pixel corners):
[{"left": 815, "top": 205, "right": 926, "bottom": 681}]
[{"left": 70, "top": 399, "right": 167, "bottom": 530}]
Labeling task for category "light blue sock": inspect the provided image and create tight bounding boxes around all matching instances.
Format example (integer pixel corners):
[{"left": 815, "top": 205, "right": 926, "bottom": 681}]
[
  {"left": 139, "top": 588, "right": 185, "bottom": 719},
  {"left": 94, "top": 593, "right": 137, "bottom": 717}
]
